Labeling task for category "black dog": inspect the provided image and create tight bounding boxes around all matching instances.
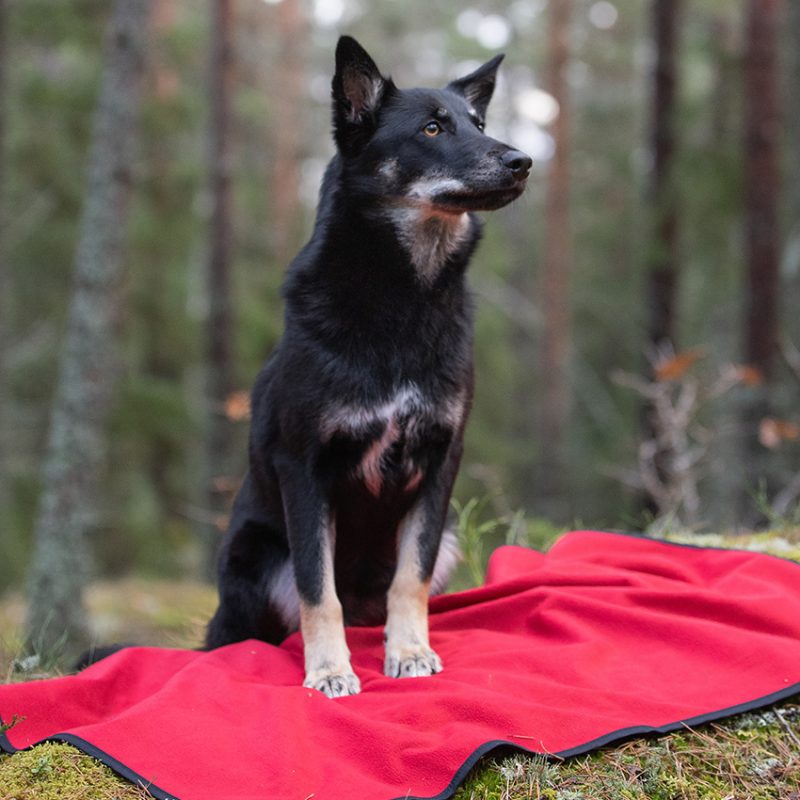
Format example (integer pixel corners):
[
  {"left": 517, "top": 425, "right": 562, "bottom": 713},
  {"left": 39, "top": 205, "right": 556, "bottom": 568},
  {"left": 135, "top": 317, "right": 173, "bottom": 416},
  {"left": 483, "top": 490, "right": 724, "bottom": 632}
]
[{"left": 205, "top": 36, "right": 531, "bottom": 697}]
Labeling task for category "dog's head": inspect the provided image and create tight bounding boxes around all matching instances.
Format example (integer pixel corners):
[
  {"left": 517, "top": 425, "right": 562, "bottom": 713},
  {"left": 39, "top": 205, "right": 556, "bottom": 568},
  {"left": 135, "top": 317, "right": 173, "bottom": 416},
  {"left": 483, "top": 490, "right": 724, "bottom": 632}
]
[{"left": 331, "top": 36, "right": 531, "bottom": 214}]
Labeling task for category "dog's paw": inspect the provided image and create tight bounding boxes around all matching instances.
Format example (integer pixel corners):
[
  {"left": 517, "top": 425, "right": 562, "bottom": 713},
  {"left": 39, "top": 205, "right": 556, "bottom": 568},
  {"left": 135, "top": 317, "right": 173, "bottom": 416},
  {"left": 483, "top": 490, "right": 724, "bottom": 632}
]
[
  {"left": 303, "top": 667, "right": 361, "bottom": 698},
  {"left": 384, "top": 646, "right": 443, "bottom": 679}
]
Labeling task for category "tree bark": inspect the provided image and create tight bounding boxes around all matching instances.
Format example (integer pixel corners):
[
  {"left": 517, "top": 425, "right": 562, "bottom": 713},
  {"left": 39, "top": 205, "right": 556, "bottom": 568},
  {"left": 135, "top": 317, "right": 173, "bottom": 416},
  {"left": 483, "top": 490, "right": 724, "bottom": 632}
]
[
  {"left": 640, "top": 0, "right": 682, "bottom": 518},
  {"left": 789, "top": 0, "right": 800, "bottom": 250},
  {"left": 743, "top": 0, "right": 781, "bottom": 380},
  {"left": 537, "top": 0, "right": 572, "bottom": 515},
  {"left": 140, "top": 0, "right": 180, "bottom": 534},
  {"left": 646, "top": 0, "right": 682, "bottom": 354},
  {"left": 0, "top": 0, "right": 10, "bottom": 522},
  {"left": 268, "top": 0, "right": 307, "bottom": 267},
  {"left": 25, "top": 0, "right": 150, "bottom": 660},
  {"left": 741, "top": 0, "right": 782, "bottom": 513},
  {"left": 203, "top": 0, "right": 236, "bottom": 579}
]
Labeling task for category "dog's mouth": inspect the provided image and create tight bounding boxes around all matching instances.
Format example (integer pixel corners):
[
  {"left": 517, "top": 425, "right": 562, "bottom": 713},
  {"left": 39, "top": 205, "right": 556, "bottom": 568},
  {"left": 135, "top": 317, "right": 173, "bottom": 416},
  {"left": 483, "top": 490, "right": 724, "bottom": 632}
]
[{"left": 429, "top": 180, "right": 528, "bottom": 214}]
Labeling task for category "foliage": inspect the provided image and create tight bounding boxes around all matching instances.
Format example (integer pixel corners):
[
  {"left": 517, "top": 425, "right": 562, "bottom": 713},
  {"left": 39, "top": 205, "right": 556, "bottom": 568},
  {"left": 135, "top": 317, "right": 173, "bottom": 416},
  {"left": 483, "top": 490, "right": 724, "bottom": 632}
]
[
  {"left": 0, "top": 1, "right": 798, "bottom": 595},
  {"left": 451, "top": 496, "right": 564, "bottom": 589}
]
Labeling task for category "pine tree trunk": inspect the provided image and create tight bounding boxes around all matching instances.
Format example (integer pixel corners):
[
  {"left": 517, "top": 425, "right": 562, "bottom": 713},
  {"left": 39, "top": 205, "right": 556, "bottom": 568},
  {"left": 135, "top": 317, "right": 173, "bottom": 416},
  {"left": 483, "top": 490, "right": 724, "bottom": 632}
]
[
  {"left": 0, "top": 0, "right": 10, "bottom": 522},
  {"left": 646, "top": 0, "right": 681, "bottom": 354},
  {"left": 202, "top": 0, "right": 235, "bottom": 579},
  {"left": 640, "top": 0, "right": 682, "bottom": 518},
  {"left": 141, "top": 0, "right": 180, "bottom": 532},
  {"left": 741, "top": 0, "right": 782, "bottom": 514},
  {"left": 268, "top": 0, "right": 306, "bottom": 267},
  {"left": 785, "top": 1, "right": 800, "bottom": 288},
  {"left": 743, "top": 0, "right": 781, "bottom": 380},
  {"left": 25, "top": 0, "right": 150, "bottom": 661},
  {"left": 538, "top": 0, "right": 572, "bottom": 516}
]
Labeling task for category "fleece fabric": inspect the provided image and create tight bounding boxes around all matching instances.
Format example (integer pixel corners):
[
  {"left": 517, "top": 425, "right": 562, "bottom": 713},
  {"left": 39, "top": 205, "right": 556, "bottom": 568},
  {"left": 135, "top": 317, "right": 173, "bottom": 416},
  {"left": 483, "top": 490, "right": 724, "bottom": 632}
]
[{"left": 2, "top": 531, "right": 800, "bottom": 800}]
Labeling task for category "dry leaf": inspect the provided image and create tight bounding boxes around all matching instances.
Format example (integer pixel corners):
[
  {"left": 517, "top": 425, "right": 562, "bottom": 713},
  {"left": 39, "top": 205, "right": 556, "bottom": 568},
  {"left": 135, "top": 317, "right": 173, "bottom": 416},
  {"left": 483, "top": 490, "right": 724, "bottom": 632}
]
[
  {"left": 730, "top": 364, "right": 764, "bottom": 386},
  {"left": 654, "top": 349, "right": 704, "bottom": 382},
  {"left": 759, "top": 417, "right": 800, "bottom": 449},
  {"left": 225, "top": 390, "right": 251, "bottom": 421}
]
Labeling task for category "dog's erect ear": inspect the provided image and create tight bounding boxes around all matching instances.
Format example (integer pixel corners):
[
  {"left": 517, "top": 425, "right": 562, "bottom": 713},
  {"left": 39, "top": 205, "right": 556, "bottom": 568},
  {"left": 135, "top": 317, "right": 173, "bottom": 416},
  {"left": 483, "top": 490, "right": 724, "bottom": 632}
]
[
  {"left": 446, "top": 55, "right": 504, "bottom": 118},
  {"left": 332, "top": 36, "right": 394, "bottom": 154}
]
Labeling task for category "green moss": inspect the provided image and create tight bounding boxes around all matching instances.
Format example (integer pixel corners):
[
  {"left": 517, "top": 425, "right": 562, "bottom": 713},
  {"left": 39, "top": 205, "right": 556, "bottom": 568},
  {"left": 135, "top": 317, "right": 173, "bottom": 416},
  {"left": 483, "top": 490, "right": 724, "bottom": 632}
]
[
  {"left": 0, "top": 741, "right": 151, "bottom": 799},
  {"left": 663, "top": 530, "right": 800, "bottom": 563},
  {"left": 454, "top": 705, "right": 800, "bottom": 800}
]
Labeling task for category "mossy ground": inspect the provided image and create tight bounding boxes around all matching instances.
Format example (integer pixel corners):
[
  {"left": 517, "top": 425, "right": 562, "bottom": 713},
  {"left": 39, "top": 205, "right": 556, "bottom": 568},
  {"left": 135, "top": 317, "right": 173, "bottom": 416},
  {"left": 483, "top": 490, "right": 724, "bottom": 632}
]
[
  {"left": 0, "top": 741, "right": 152, "bottom": 800},
  {"left": 1, "top": 529, "right": 799, "bottom": 799},
  {"left": 453, "top": 705, "right": 800, "bottom": 800}
]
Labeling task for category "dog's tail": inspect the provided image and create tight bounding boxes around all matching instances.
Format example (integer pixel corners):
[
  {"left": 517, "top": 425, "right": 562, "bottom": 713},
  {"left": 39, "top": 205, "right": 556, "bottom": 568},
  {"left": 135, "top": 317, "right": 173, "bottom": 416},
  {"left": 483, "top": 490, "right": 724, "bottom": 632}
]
[{"left": 431, "top": 526, "right": 462, "bottom": 596}]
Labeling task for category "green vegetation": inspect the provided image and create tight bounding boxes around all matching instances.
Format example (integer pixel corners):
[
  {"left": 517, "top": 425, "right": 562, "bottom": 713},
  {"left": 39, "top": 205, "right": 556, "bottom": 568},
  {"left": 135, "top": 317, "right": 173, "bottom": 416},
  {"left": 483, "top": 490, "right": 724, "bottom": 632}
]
[
  {"left": 0, "top": 741, "right": 152, "bottom": 800},
  {"left": 454, "top": 707, "right": 800, "bottom": 800}
]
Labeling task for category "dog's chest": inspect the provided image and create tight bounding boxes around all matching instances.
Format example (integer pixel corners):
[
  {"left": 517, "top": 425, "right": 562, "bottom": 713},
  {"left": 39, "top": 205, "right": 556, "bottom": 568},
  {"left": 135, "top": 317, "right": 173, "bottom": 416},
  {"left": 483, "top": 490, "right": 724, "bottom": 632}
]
[{"left": 321, "top": 384, "right": 463, "bottom": 496}]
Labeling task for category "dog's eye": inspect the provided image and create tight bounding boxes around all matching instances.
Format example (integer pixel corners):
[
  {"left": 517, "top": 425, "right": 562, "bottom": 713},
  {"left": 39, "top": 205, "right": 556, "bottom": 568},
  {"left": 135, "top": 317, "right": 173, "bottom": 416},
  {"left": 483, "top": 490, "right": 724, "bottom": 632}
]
[
  {"left": 423, "top": 121, "right": 442, "bottom": 137},
  {"left": 476, "top": 121, "right": 485, "bottom": 132}
]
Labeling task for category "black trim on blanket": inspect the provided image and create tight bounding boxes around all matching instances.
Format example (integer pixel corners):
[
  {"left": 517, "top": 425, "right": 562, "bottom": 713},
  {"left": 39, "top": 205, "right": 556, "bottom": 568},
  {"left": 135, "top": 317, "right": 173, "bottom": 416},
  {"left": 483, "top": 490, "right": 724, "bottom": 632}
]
[
  {"left": 2, "top": 683, "right": 798, "bottom": 800},
  {"left": 0, "top": 726, "right": 179, "bottom": 800},
  {"left": 398, "top": 681, "right": 800, "bottom": 800},
  {"left": 2, "top": 531, "right": 799, "bottom": 800}
]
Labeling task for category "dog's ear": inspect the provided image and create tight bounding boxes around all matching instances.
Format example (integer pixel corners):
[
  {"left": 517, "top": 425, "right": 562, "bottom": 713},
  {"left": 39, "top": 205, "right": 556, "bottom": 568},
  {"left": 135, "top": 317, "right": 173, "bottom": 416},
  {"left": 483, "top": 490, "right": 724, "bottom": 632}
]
[
  {"left": 446, "top": 55, "right": 504, "bottom": 118},
  {"left": 332, "top": 36, "right": 395, "bottom": 154}
]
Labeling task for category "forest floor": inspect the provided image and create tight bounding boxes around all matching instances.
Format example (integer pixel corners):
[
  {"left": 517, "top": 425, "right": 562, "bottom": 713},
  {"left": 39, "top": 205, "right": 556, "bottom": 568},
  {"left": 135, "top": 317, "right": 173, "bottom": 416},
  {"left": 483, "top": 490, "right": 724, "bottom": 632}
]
[{"left": 1, "top": 527, "right": 799, "bottom": 799}]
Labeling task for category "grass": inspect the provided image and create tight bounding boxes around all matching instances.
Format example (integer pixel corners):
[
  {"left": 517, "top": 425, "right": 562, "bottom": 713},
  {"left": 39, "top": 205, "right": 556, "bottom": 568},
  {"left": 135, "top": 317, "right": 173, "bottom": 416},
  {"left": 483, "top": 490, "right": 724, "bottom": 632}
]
[
  {"left": 0, "top": 740, "right": 153, "bottom": 800},
  {"left": 452, "top": 706, "right": 800, "bottom": 799},
  {"left": 1, "top": 521, "right": 799, "bottom": 799}
]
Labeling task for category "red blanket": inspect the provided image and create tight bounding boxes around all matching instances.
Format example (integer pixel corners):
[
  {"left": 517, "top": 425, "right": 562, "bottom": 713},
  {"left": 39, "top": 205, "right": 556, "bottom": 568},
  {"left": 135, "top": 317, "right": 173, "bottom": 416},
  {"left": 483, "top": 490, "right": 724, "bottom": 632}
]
[{"left": 2, "top": 531, "right": 800, "bottom": 800}]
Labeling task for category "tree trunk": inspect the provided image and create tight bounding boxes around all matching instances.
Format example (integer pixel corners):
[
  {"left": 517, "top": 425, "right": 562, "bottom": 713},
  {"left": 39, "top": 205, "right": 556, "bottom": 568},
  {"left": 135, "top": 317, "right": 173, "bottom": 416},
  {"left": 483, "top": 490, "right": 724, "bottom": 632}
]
[
  {"left": 741, "top": 0, "right": 782, "bottom": 514},
  {"left": 784, "top": 1, "right": 800, "bottom": 303},
  {"left": 140, "top": 0, "right": 180, "bottom": 535},
  {"left": 646, "top": 0, "right": 682, "bottom": 354},
  {"left": 25, "top": 0, "right": 150, "bottom": 661},
  {"left": 0, "top": 0, "right": 10, "bottom": 523},
  {"left": 743, "top": 0, "right": 781, "bottom": 380},
  {"left": 268, "top": 0, "right": 306, "bottom": 267},
  {"left": 640, "top": 0, "right": 682, "bottom": 518},
  {"left": 537, "top": 0, "right": 572, "bottom": 516},
  {"left": 202, "top": 0, "right": 235, "bottom": 579}
]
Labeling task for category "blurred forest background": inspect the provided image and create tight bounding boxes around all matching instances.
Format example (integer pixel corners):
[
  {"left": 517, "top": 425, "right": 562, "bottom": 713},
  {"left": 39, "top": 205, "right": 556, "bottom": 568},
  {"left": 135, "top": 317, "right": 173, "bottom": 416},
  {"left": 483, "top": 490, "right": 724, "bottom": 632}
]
[{"left": 0, "top": 0, "right": 798, "bottom": 653}]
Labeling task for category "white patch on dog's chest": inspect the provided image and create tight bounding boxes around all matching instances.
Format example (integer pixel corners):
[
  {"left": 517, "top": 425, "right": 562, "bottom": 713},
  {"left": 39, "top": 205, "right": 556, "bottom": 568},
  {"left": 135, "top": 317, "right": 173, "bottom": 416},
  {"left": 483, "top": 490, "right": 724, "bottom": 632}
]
[
  {"left": 381, "top": 174, "right": 473, "bottom": 283},
  {"left": 321, "top": 384, "right": 465, "bottom": 496}
]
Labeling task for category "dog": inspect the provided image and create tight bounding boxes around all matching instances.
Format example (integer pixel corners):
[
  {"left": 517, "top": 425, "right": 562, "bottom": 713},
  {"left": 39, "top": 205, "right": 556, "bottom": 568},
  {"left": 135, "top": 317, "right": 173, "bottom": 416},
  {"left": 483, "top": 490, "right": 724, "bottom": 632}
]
[{"left": 205, "top": 36, "right": 531, "bottom": 698}]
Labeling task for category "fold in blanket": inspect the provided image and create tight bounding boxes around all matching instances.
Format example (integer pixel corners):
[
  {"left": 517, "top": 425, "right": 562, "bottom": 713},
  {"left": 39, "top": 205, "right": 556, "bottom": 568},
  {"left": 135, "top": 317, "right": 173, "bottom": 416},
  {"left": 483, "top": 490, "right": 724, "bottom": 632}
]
[{"left": 2, "top": 531, "right": 800, "bottom": 800}]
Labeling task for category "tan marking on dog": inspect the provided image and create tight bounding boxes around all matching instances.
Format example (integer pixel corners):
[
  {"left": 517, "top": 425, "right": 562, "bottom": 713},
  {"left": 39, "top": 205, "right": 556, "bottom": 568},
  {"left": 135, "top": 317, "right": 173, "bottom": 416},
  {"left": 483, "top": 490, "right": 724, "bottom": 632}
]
[
  {"left": 300, "top": 514, "right": 360, "bottom": 697},
  {"left": 360, "top": 416, "right": 399, "bottom": 496},
  {"left": 321, "top": 384, "right": 458, "bottom": 496},
  {"left": 319, "top": 384, "right": 428, "bottom": 442},
  {"left": 384, "top": 504, "right": 443, "bottom": 678},
  {"left": 373, "top": 173, "right": 475, "bottom": 282},
  {"left": 387, "top": 205, "right": 473, "bottom": 283}
]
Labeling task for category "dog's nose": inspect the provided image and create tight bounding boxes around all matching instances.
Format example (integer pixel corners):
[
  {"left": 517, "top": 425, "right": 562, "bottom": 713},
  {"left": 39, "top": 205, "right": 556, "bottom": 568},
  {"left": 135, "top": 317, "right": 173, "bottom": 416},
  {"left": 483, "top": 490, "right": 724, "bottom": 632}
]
[{"left": 501, "top": 150, "right": 532, "bottom": 177}]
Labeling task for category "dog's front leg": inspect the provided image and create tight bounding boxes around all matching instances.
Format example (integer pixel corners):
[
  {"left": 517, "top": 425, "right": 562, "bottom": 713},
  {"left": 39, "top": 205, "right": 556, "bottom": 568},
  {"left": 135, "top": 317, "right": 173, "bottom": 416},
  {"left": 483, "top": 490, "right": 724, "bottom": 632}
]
[
  {"left": 279, "top": 464, "right": 359, "bottom": 698},
  {"left": 384, "top": 497, "right": 445, "bottom": 679}
]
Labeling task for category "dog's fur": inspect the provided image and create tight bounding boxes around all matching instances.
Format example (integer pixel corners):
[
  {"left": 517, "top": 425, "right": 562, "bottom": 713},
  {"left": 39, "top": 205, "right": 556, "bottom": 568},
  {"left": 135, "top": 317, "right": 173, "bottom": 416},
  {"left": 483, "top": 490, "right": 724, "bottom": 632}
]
[{"left": 205, "top": 36, "right": 531, "bottom": 697}]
